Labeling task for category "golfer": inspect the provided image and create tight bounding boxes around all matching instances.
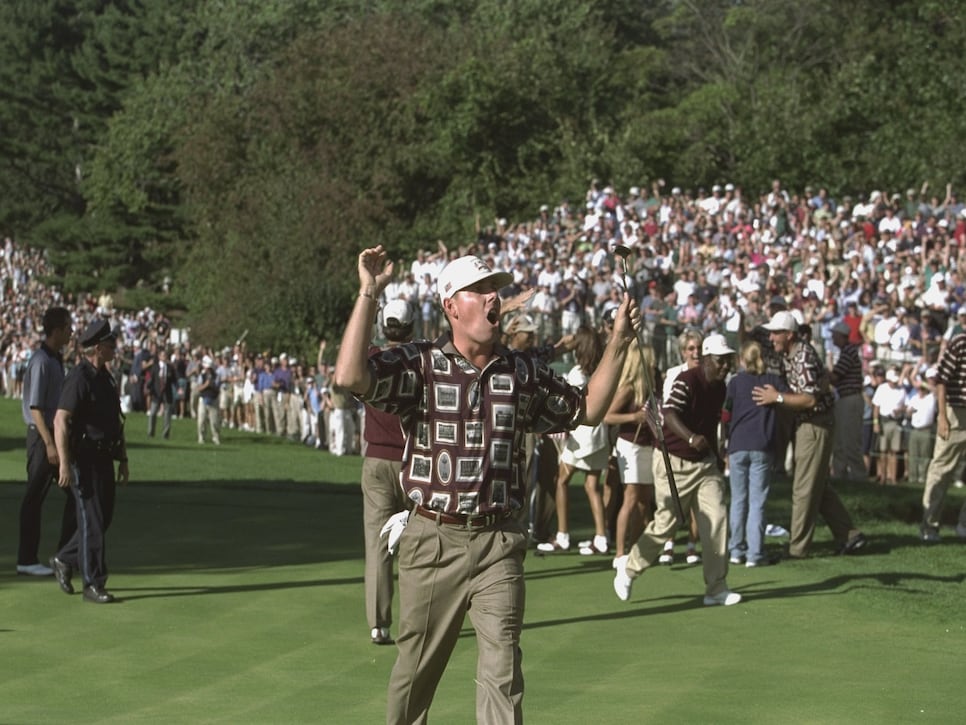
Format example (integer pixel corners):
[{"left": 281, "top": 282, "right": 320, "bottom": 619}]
[
  {"left": 335, "top": 247, "right": 638, "bottom": 724},
  {"left": 613, "top": 334, "right": 742, "bottom": 607}
]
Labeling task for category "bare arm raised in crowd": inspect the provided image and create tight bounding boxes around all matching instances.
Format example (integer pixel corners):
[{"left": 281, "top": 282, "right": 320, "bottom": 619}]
[{"left": 583, "top": 293, "right": 638, "bottom": 425}]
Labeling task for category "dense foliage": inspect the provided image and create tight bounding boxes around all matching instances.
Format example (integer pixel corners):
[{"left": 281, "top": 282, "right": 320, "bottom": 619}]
[{"left": 2, "top": 0, "right": 966, "bottom": 354}]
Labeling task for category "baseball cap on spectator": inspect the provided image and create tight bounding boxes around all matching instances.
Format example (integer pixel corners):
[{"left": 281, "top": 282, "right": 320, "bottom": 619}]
[
  {"left": 926, "top": 366, "right": 939, "bottom": 379},
  {"left": 831, "top": 322, "right": 850, "bottom": 337},
  {"left": 933, "top": 273, "right": 946, "bottom": 283},
  {"left": 507, "top": 314, "right": 538, "bottom": 334},
  {"left": 725, "top": 183, "right": 735, "bottom": 191},
  {"left": 382, "top": 299, "right": 413, "bottom": 327},
  {"left": 886, "top": 369, "right": 900, "bottom": 384},
  {"left": 629, "top": 186, "right": 640, "bottom": 197},
  {"left": 762, "top": 311, "right": 798, "bottom": 332},
  {"left": 438, "top": 256, "right": 513, "bottom": 303},
  {"left": 202, "top": 355, "right": 214, "bottom": 368},
  {"left": 958, "top": 308, "right": 966, "bottom": 317},
  {"left": 671, "top": 186, "right": 682, "bottom": 195},
  {"left": 769, "top": 295, "right": 787, "bottom": 310},
  {"left": 701, "top": 334, "right": 735, "bottom": 356}
]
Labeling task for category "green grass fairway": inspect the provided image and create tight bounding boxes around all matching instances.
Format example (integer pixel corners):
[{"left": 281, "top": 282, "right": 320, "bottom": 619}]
[{"left": 2, "top": 398, "right": 965, "bottom": 723}]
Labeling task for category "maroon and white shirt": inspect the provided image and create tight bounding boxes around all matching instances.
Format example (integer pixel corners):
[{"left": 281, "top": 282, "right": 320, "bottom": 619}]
[{"left": 361, "top": 335, "right": 585, "bottom": 515}]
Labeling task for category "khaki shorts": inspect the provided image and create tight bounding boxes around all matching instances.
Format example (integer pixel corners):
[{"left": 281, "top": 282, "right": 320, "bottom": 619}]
[{"left": 877, "top": 419, "right": 902, "bottom": 452}]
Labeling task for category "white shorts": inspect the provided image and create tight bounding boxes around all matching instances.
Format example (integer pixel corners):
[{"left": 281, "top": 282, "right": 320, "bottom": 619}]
[{"left": 614, "top": 437, "right": 654, "bottom": 485}]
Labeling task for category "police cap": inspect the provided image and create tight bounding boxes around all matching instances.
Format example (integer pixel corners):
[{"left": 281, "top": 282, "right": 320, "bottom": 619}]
[{"left": 80, "top": 318, "right": 117, "bottom": 347}]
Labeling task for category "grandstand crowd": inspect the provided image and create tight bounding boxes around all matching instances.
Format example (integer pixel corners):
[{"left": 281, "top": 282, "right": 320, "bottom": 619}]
[{"left": 3, "top": 177, "right": 966, "bottom": 479}]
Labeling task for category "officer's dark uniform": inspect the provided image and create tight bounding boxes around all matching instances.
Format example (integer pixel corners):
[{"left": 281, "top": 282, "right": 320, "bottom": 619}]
[{"left": 51, "top": 319, "right": 127, "bottom": 604}]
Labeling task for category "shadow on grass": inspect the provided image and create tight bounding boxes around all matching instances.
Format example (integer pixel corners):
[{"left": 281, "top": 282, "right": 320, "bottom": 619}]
[
  {"left": 111, "top": 574, "right": 364, "bottom": 602},
  {"left": 0, "top": 434, "right": 25, "bottom": 453},
  {"left": 511, "top": 568, "right": 966, "bottom": 637},
  {"left": 0, "top": 479, "right": 367, "bottom": 589}
]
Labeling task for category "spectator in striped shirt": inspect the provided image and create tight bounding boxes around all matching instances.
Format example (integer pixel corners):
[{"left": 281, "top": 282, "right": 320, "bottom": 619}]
[
  {"left": 920, "top": 332, "right": 966, "bottom": 542},
  {"left": 828, "top": 321, "right": 866, "bottom": 480}
]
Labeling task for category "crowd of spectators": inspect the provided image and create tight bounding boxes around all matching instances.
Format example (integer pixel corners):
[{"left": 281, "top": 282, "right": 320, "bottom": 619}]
[
  {"left": 0, "top": 236, "right": 343, "bottom": 451},
  {"left": 3, "top": 177, "right": 966, "bottom": 477},
  {"left": 379, "top": 178, "right": 966, "bottom": 482}
]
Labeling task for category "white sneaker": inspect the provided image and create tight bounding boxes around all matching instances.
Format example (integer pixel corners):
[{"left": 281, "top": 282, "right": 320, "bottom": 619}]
[
  {"left": 765, "top": 524, "right": 789, "bottom": 538},
  {"left": 658, "top": 540, "right": 674, "bottom": 565},
  {"left": 685, "top": 548, "right": 701, "bottom": 565},
  {"left": 537, "top": 532, "right": 571, "bottom": 553},
  {"left": 703, "top": 590, "right": 742, "bottom": 606},
  {"left": 613, "top": 555, "right": 633, "bottom": 601},
  {"left": 16, "top": 563, "right": 53, "bottom": 576},
  {"left": 370, "top": 627, "right": 393, "bottom": 645},
  {"left": 729, "top": 556, "right": 745, "bottom": 565},
  {"left": 579, "top": 534, "right": 609, "bottom": 556},
  {"left": 956, "top": 523, "right": 966, "bottom": 539}
]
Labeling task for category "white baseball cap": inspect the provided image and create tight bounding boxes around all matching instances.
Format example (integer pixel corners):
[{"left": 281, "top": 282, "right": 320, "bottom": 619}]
[
  {"left": 762, "top": 310, "right": 799, "bottom": 332},
  {"left": 382, "top": 299, "right": 413, "bottom": 327},
  {"left": 438, "top": 256, "right": 513, "bottom": 303},
  {"left": 508, "top": 314, "right": 538, "bottom": 333},
  {"left": 701, "top": 334, "right": 736, "bottom": 356},
  {"left": 886, "top": 369, "right": 900, "bottom": 384}
]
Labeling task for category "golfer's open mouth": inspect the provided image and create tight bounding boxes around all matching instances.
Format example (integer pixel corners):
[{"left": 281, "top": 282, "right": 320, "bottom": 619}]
[{"left": 486, "top": 307, "right": 500, "bottom": 325}]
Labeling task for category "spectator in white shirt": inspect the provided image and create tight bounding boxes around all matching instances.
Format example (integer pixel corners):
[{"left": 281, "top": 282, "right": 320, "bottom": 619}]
[
  {"left": 906, "top": 370, "right": 938, "bottom": 485},
  {"left": 872, "top": 367, "right": 908, "bottom": 486}
]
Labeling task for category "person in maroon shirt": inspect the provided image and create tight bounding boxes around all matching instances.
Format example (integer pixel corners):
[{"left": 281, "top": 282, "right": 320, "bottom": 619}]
[
  {"left": 613, "top": 334, "right": 743, "bottom": 607},
  {"left": 360, "top": 299, "right": 412, "bottom": 645}
]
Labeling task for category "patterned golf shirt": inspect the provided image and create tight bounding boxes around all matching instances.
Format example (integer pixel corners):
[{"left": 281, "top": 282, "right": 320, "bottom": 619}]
[{"left": 361, "top": 335, "right": 584, "bottom": 515}]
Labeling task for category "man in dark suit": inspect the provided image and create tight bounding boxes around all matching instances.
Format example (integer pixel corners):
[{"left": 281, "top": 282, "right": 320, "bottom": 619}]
[{"left": 147, "top": 347, "right": 177, "bottom": 439}]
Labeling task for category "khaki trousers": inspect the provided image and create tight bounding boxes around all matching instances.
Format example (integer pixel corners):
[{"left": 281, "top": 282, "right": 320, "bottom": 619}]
[
  {"left": 387, "top": 513, "right": 527, "bottom": 725},
  {"left": 272, "top": 392, "right": 289, "bottom": 436},
  {"left": 921, "top": 406, "right": 966, "bottom": 532},
  {"left": 789, "top": 421, "right": 853, "bottom": 557},
  {"left": 362, "top": 458, "right": 404, "bottom": 630},
  {"left": 626, "top": 452, "right": 729, "bottom": 598}
]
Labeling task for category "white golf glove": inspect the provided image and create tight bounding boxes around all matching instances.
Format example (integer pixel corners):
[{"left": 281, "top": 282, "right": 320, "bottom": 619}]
[{"left": 380, "top": 510, "right": 410, "bottom": 554}]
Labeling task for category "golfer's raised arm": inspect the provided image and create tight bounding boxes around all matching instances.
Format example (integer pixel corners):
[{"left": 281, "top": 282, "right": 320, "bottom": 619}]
[
  {"left": 584, "top": 293, "right": 637, "bottom": 425},
  {"left": 333, "top": 246, "right": 394, "bottom": 395}
]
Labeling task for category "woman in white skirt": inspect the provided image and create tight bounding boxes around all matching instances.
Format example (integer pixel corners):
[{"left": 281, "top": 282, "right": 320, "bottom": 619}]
[
  {"left": 538, "top": 327, "right": 611, "bottom": 555},
  {"left": 605, "top": 343, "right": 658, "bottom": 564}
]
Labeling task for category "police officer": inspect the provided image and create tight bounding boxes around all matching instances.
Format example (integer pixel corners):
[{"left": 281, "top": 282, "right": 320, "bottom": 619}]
[{"left": 50, "top": 318, "right": 129, "bottom": 604}]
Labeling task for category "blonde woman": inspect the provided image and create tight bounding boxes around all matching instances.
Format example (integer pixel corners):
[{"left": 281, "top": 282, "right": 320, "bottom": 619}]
[{"left": 605, "top": 343, "right": 657, "bottom": 564}]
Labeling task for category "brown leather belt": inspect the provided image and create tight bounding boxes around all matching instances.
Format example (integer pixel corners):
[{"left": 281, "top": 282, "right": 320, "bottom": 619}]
[{"left": 414, "top": 506, "right": 511, "bottom": 529}]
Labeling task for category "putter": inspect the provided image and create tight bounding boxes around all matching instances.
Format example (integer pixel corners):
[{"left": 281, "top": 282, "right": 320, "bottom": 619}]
[{"left": 612, "top": 244, "right": 687, "bottom": 525}]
